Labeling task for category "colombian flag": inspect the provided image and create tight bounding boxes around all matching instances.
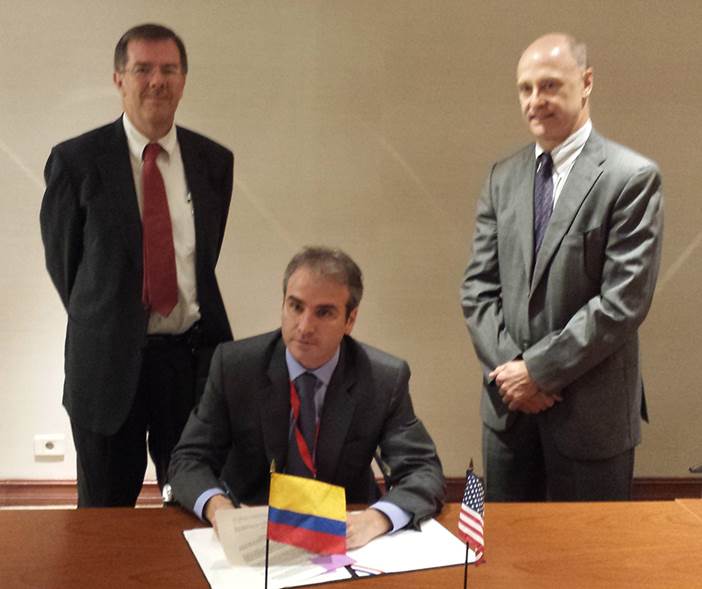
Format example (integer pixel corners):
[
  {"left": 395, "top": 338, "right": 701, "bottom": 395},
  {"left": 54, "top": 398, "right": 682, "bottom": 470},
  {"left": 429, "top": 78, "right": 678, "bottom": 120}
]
[{"left": 267, "top": 472, "right": 346, "bottom": 555}]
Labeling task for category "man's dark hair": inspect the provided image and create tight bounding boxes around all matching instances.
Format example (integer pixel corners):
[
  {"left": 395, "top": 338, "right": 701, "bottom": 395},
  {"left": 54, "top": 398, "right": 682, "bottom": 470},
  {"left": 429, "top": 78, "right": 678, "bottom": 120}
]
[
  {"left": 114, "top": 23, "right": 188, "bottom": 73},
  {"left": 283, "top": 246, "right": 363, "bottom": 317}
]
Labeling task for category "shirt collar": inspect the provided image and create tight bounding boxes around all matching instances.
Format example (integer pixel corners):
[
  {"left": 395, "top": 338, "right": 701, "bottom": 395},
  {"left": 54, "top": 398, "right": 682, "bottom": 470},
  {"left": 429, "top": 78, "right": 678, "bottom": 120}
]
[
  {"left": 535, "top": 119, "right": 592, "bottom": 172},
  {"left": 122, "top": 113, "right": 178, "bottom": 160},
  {"left": 285, "top": 346, "right": 341, "bottom": 387}
]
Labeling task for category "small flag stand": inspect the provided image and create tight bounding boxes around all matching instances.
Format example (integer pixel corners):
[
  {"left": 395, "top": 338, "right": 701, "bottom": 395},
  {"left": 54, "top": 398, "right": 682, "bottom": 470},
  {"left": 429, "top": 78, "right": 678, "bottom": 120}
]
[
  {"left": 264, "top": 462, "right": 347, "bottom": 588},
  {"left": 457, "top": 459, "right": 485, "bottom": 588}
]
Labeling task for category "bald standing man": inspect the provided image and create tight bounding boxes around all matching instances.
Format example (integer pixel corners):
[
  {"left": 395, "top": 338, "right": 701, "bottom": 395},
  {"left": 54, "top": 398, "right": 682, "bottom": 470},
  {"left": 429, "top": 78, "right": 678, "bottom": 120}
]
[{"left": 460, "top": 33, "right": 663, "bottom": 501}]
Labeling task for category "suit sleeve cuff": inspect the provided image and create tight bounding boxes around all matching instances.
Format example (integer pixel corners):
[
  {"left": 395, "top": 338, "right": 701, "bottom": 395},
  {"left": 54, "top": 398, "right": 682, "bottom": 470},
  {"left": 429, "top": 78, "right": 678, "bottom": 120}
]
[
  {"left": 371, "top": 500, "right": 411, "bottom": 533},
  {"left": 194, "top": 488, "right": 225, "bottom": 522}
]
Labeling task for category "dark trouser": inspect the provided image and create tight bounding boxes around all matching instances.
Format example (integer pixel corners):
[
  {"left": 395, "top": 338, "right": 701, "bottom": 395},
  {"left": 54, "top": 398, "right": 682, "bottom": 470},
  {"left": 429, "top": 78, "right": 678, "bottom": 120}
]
[
  {"left": 482, "top": 415, "right": 635, "bottom": 502},
  {"left": 71, "top": 333, "right": 214, "bottom": 507}
]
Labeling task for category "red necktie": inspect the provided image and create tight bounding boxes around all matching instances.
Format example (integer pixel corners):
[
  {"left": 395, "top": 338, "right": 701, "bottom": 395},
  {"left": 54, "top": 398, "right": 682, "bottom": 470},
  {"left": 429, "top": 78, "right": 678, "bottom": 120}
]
[{"left": 141, "top": 143, "right": 178, "bottom": 317}]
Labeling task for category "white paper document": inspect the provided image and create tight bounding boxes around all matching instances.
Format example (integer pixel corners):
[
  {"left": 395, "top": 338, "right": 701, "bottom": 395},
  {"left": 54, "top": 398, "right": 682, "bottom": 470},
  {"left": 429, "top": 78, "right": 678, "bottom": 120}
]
[{"left": 183, "top": 506, "right": 476, "bottom": 588}]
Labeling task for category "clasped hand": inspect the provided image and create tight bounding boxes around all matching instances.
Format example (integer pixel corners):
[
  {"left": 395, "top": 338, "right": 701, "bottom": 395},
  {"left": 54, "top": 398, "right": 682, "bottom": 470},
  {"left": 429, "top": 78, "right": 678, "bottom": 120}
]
[{"left": 489, "top": 360, "right": 562, "bottom": 414}]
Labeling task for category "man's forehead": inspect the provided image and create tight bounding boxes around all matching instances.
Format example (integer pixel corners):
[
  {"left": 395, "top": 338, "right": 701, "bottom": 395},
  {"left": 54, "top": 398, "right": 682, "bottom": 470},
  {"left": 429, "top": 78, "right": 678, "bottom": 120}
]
[
  {"left": 285, "top": 271, "right": 349, "bottom": 305},
  {"left": 286, "top": 291, "right": 345, "bottom": 305},
  {"left": 518, "top": 41, "right": 577, "bottom": 74},
  {"left": 286, "top": 292, "right": 339, "bottom": 302},
  {"left": 517, "top": 61, "right": 567, "bottom": 82},
  {"left": 126, "top": 38, "right": 181, "bottom": 62}
]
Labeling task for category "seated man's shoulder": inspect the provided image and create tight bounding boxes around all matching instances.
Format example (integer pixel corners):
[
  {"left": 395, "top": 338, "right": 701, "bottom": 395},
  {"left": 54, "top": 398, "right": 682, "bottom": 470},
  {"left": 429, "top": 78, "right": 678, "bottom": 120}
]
[
  {"left": 216, "top": 329, "right": 282, "bottom": 367},
  {"left": 212, "top": 329, "right": 284, "bottom": 378},
  {"left": 350, "top": 337, "right": 409, "bottom": 377}
]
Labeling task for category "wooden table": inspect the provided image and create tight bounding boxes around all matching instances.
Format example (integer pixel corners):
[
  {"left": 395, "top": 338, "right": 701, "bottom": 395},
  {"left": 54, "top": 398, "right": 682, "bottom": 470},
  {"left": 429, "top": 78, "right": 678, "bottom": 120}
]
[
  {"left": 2, "top": 501, "right": 702, "bottom": 588},
  {"left": 677, "top": 498, "right": 702, "bottom": 522}
]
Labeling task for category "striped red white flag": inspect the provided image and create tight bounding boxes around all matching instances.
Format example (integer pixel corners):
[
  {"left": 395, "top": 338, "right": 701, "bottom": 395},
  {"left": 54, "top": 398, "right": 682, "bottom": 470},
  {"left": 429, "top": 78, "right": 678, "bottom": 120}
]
[{"left": 457, "top": 463, "right": 484, "bottom": 562}]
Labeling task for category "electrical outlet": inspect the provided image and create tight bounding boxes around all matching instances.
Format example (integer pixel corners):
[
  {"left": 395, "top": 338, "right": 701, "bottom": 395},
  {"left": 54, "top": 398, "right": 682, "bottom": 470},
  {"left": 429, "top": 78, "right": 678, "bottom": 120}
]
[{"left": 34, "top": 434, "right": 66, "bottom": 458}]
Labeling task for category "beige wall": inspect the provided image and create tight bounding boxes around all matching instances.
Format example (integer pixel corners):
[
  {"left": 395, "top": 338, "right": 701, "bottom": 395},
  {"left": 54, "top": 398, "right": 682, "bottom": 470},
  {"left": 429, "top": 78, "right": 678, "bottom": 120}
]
[{"left": 1, "top": 0, "right": 700, "bottom": 481}]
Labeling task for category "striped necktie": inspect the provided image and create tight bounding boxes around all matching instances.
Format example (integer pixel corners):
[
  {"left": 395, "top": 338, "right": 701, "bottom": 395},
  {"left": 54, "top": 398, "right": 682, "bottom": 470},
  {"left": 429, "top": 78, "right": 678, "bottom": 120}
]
[{"left": 533, "top": 152, "right": 554, "bottom": 255}]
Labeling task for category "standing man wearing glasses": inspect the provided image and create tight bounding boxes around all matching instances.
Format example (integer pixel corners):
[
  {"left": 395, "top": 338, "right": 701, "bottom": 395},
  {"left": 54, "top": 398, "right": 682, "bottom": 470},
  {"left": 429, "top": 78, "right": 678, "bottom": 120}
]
[{"left": 40, "top": 23, "right": 234, "bottom": 507}]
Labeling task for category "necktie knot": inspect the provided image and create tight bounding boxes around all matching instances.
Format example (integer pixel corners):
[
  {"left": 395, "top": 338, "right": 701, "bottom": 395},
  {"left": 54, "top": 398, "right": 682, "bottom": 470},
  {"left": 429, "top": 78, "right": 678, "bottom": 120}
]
[
  {"left": 537, "top": 152, "right": 553, "bottom": 176},
  {"left": 143, "top": 143, "right": 162, "bottom": 163},
  {"left": 295, "top": 372, "right": 318, "bottom": 405}
]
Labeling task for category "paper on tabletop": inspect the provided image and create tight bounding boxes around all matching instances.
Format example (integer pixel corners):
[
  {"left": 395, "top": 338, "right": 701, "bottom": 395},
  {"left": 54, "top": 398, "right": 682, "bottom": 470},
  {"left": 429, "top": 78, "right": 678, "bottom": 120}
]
[{"left": 183, "top": 505, "right": 477, "bottom": 589}]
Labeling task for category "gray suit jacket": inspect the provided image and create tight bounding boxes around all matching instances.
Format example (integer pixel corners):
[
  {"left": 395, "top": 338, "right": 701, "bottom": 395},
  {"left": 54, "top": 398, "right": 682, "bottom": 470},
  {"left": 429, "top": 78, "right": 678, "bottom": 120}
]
[
  {"left": 169, "top": 330, "right": 445, "bottom": 527},
  {"left": 40, "top": 118, "right": 234, "bottom": 435},
  {"left": 460, "top": 130, "right": 663, "bottom": 460}
]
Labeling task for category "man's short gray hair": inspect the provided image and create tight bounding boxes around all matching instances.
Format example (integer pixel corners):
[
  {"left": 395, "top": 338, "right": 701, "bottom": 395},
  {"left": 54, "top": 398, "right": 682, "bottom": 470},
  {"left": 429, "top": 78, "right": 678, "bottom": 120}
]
[
  {"left": 565, "top": 35, "right": 588, "bottom": 69},
  {"left": 283, "top": 246, "right": 363, "bottom": 317}
]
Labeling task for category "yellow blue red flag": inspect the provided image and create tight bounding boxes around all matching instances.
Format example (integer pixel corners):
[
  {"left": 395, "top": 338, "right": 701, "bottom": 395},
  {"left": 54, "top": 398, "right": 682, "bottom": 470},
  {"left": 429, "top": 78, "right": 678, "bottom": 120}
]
[{"left": 267, "top": 472, "right": 346, "bottom": 555}]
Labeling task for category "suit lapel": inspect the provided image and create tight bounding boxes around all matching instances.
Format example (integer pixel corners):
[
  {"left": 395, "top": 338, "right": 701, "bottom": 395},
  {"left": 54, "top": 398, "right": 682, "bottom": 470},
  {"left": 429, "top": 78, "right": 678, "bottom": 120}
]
[
  {"left": 315, "top": 341, "right": 359, "bottom": 482},
  {"left": 262, "top": 338, "right": 292, "bottom": 472},
  {"left": 530, "top": 131, "right": 606, "bottom": 294},
  {"left": 178, "top": 127, "right": 205, "bottom": 203},
  {"left": 178, "top": 128, "right": 212, "bottom": 279},
  {"left": 514, "top": 148, "right": 537, "bottom": 278},
  {"left": 95, "top": 119, "right": 142, "bottom": 264}
]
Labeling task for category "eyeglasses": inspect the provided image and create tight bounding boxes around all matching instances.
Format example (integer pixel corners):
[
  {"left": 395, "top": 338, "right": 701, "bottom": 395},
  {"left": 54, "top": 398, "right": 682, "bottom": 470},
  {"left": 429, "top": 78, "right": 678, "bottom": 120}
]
[{"left": 121, "top": 64, "right": 183, "bottom": 79}]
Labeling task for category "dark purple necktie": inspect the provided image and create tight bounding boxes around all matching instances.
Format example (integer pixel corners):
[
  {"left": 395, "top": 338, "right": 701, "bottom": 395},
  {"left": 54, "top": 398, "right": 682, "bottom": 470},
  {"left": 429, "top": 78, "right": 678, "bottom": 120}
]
[{"left": 533, "top": 152, "right": 554, "bottom": 254}]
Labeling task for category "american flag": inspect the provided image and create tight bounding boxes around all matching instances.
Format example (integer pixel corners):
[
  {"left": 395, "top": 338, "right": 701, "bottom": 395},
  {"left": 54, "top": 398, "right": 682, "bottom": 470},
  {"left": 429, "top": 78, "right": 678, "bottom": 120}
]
[{"left": 458, "top": 463, "right": 485, "bottom": 562}]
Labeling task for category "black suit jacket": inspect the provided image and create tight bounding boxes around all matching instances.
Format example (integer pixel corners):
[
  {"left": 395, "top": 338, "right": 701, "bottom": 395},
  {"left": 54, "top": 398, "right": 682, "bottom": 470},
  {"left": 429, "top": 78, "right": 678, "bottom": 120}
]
[
  {"left": 169, "top": 331, "right": 445, "bottom": 528},
  {"left": 40, "top": 118, "right": 233, "bottom": 435}
]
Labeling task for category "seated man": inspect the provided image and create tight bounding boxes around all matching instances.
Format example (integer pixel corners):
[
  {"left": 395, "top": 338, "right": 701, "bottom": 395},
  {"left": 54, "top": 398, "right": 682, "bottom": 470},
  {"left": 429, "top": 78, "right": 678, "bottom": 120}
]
[{"left": 169, "top": 246, "right": 445, "bottom": 548}]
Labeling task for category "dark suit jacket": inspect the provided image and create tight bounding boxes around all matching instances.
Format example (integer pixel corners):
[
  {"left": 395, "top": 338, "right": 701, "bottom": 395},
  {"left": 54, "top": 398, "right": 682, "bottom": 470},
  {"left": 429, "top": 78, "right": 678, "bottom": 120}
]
[
  {"left": 461, "top": 131, "right": 663, "bottom": 460},
  {"left": 40, "top": 118, "right": 234, "bottom": 436},
  {"left": 169, "top": 330, "right": 445, "bottom": 528}
]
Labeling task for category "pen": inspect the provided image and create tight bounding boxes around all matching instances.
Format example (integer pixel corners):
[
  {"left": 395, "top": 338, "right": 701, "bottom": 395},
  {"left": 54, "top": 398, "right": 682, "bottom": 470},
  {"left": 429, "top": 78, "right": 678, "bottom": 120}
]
[{"left": 220, "top": 479, "right": 241, "bottom": 508}]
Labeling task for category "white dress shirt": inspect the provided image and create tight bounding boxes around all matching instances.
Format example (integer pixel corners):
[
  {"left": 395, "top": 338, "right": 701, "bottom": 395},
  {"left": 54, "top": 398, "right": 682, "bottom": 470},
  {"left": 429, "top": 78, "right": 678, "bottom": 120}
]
[
  {"left": 122, "top": 113, "right": 200, "bottom": 334},
  {"left": 535, "top": 119, "right": 593, "bottom": 209}
]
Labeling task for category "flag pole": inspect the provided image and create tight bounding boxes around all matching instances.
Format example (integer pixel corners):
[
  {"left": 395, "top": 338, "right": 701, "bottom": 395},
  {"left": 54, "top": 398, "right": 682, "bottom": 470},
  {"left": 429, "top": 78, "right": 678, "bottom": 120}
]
[
  {"left": 458, "top": 458, "right": 485, "bottom": 588},
  {"left": 264, "top": 536, "right": 270, "bottom": 589},
  {"left": 265, "top": 460, "right": 277, "bottom": 589},
  {"left": 462, "top": 459, "right": 473, "bottom": 589},
  {"left": 463, "top": 541, "right": 469, "bottom": 589}
]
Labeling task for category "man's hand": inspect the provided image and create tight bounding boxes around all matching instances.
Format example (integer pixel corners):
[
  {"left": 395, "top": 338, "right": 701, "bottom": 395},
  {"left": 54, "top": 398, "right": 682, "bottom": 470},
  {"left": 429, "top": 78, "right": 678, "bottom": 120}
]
[
  {"left": 490, "top": 360, "right": 539, "bottom": 407},
  {"left": 490, "top": 360, "right": 562, "bottom": 413},
  {"left": 204, "top": 494, "right": 236, "bottom": 537},
  {"left": 511, "top": 390, "right": 562, "bottom": 413},
  {"left": 346, "top": 508, "right": 391, "bottom": 549}
]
